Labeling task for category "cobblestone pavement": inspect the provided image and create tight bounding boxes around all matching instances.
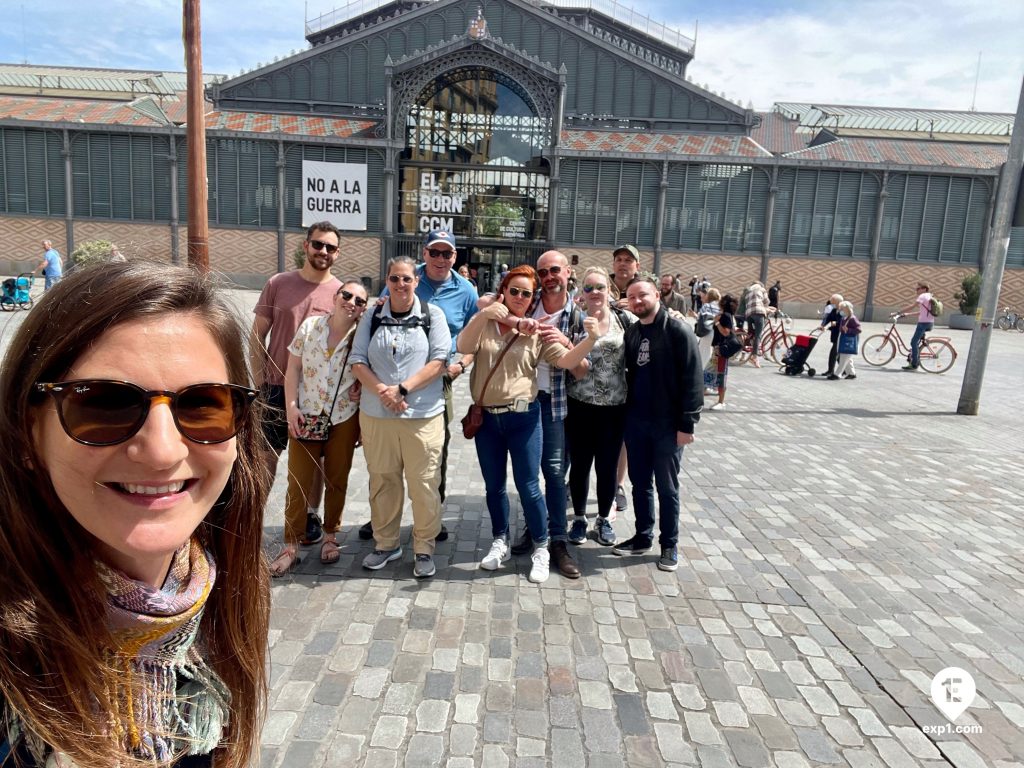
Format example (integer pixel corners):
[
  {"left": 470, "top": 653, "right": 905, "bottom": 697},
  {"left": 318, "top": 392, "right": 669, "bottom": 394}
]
[
  {"left": 257, "top": 304, "right": 1024, "bottom": 768},
  {"left": 3, "top": 292, "right": 1023, "bottom": 767}
]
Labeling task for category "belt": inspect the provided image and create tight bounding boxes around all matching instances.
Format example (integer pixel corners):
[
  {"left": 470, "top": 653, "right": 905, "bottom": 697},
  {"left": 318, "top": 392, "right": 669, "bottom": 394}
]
[{"left": 484, "top": 399, "right": 530, "bottom": 414}]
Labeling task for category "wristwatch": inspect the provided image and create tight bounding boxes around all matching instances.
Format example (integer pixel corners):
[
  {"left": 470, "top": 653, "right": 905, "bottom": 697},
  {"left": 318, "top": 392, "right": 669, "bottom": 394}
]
[{"left": 398, "top": 383, "right": 409, "bottom": 397}]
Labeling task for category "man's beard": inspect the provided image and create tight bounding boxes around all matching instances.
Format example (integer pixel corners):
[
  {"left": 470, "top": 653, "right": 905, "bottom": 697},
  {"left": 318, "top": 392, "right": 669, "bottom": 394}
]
[
  {"left": 544, "top": 283, "right": 564, "bottom": 295},
  {"left": 635, "top": 303, "right": 654, "bottom": 319}
]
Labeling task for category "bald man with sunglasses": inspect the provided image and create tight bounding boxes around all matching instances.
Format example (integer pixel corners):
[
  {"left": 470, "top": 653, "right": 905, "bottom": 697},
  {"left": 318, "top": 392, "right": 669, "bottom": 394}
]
[{"left": 251, "top": 221, "right": 343, "bottom": 544}]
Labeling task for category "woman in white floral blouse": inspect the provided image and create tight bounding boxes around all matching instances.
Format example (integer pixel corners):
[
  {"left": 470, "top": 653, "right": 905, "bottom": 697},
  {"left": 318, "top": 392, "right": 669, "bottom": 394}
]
[
  {"left": 565, "top": 267, "right": 636, "bottom": 547},
  {"left": 270, "top": 279, "right": 368, "bottom": 575}
]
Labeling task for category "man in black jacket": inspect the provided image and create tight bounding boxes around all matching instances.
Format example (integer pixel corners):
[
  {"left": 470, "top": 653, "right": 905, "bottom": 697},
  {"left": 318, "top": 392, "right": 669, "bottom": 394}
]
[{"left": 613, "top": 278, "right": 703, "bottom": 571}]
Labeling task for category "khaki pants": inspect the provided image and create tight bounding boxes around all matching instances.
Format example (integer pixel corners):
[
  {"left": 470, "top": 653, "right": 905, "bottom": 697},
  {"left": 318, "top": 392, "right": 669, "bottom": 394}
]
[
  {"left": 360, "top": 411, "right": 444, "bottom": 555},
  {"left": 283, "top": 413, "right": 360, "bottom": 544}
]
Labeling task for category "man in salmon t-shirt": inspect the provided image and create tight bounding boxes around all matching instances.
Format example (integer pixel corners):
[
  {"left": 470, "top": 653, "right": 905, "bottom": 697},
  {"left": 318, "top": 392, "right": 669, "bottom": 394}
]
[
  {"left": 251, "top": 221, "right": 343, "bottom": 543},
  {"left": 895, "top": 281, "right": 935, "bottom": 371}
]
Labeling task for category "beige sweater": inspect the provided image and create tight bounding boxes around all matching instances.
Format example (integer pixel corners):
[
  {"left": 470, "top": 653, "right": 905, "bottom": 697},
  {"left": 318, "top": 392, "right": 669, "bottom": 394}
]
[{"left": 466, "top": 320, "right": 568, "bottom": 407}]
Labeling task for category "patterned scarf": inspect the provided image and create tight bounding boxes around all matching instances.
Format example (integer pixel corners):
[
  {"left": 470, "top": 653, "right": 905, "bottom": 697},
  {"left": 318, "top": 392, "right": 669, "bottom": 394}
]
[{"left": 95, "top": 537, "right": 229, "bottom": 762}]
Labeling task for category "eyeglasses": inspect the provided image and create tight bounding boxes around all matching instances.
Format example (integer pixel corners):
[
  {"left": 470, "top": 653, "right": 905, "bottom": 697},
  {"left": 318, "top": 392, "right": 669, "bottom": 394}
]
[
  {"left": 36, "top": 380, "right": 257, "bottom": 446},
  {"left": 426, "top": 248, "right": 455, "bottom": 259},
  {"left": 536, "top": 266, "right": 563, "bottom": 278},
  {"left": 308, "top": 239, "right": 339, "bottom": 254},
  {"left": 338, "top": 289, "right": 367, "bottom": 307},
  {"left": 388, "top": 274, "right": 415, "bottom": 284},
  {"left": 583, "top": 284, "right": 607, "bottom": 293},
  {"left": 507, "top": 287, "right": 534, "bottom": 299}
]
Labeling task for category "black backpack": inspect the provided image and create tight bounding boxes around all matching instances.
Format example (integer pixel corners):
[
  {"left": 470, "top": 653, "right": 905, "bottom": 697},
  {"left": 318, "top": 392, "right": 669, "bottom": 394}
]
[{"left": 369, "top": 304, "right": 432, "bottom": 338}]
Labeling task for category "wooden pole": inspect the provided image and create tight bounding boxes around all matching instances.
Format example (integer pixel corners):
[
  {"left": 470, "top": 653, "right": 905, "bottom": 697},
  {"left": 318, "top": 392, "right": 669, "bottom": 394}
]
[{"left": 184, "top": 0, "right": 209, "bottom": 271}]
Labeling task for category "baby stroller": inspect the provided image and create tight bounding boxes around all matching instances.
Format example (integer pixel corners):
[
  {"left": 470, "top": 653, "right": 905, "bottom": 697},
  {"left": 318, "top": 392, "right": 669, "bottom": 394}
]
[
  {"left": 780, "top": 331, "right": 819, "bottom": 376},
  {"left": 0, "top": 273, "right": 34, "bottom": 311}
]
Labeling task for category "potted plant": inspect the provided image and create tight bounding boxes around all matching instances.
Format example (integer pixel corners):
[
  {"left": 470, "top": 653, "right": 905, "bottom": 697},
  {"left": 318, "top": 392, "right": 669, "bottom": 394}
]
[{"left": 949, "top": 271, "right": 981, "bottom": 329}]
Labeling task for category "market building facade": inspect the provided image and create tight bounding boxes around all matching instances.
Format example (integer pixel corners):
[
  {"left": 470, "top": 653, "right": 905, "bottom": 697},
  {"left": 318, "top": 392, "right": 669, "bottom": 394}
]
[{"left": 1, "top": 0, "right": 1021, "bottom": 316}]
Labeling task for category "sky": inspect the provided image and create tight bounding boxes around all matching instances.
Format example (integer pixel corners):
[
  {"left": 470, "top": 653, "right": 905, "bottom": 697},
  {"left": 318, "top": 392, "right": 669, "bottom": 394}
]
[{"left": 1, "top": 0, "right": 1021, "bottom": 114}]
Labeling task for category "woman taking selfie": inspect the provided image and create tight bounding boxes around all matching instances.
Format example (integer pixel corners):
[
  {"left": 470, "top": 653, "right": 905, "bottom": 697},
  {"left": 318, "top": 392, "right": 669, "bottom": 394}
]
[
  {"left": 0, "top": 261, "right": 269, "bottom": 767},
  {"left": 270, "top": 279, "right": 369, "bottom": 576},
  {"left": 457, "top": 265, "right": 602, "bottom": 583}
]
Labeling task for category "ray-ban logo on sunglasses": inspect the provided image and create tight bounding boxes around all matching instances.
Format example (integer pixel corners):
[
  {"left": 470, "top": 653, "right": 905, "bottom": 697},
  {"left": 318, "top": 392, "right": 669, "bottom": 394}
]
[{"left": 73, "top": 385, "right": 91, "bottom": 394}]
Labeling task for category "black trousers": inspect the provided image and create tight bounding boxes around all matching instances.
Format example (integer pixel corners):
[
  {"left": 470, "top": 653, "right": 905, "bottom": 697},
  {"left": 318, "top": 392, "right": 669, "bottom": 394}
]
[{"left": 566, "top": 399, "right": 627, "bottom": 518}]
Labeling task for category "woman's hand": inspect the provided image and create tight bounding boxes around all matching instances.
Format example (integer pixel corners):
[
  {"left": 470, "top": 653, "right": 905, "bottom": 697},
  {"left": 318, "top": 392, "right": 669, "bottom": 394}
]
[
  {"left": 286, "top": 402, "right": 304, "bottom": 439},
  {"left": 515, "top": 317, "right": 541, "bottom": 336},
  {"left": 348, "top": 381, "right": 361, "bottom": 402},
  {"left": 538, "top": 324, "right": 569, "bottom": 346},
  {"left": 583, "top": 316, "right": 605, "bottom": 339},
  {"left": 481, "top": 301, "right": 509, "bottom": 322}
]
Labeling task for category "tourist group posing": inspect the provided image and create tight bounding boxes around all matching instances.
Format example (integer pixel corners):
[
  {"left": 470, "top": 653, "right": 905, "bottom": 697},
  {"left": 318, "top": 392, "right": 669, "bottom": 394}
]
[{"left": 257, "top": 227, "right": 704, "bottom": 584}]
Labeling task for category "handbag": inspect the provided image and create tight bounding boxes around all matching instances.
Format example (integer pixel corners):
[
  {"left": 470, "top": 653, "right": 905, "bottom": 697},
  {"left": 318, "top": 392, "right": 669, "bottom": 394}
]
[
  {"left": 838, "top": 333, "right": 858, "bottom": 355},
  {"left": 296, "top": 336, "right": 353, "bottom": 442},
  {"left": 694, "top": 313, "right": 713, "bottom": 337},
  {"left": 718, "top": 331, "right": 742, "bottom": 359},
  {"left": 462, "top": 332, "right": 520, "bottom": 439}
]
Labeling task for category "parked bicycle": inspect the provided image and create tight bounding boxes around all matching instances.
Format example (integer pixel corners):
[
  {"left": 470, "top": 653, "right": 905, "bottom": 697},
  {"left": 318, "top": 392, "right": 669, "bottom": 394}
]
[
  {"left": 995, "top": 307, "right": 1024, "bottom": 332},
  {"left": 861, "top": 314, "right": 957, "bottom": 373},
  {"left": 735, "top": 310, "right": 794, "bottom": 365}
]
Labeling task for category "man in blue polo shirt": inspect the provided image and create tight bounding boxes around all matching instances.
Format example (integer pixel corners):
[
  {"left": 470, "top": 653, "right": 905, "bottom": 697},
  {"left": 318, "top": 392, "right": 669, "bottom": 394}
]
[
  {"left": 359, "top": 229, "right": 478, "bottom": 541},
  {"left": 37, "top": 240, "right": 63, "bottom": 291}
]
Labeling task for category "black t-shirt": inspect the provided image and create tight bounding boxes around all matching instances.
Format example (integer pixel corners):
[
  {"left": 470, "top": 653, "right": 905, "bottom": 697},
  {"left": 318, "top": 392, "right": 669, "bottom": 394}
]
[
  {"left": 629, "top": 322, "right": 657, "bottom": 423},
  {"left": 712, "top": 313, "right": 734, "bottom": 346}
]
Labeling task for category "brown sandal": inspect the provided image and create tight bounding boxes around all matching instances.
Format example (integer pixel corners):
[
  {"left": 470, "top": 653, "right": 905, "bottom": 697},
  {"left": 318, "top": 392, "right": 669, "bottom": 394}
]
[
  {"left": 320, "top": 537, "right": 341, "bottom": 565},
  {"left": 270, "top": 546, "right": 301, "bottom": 578}
]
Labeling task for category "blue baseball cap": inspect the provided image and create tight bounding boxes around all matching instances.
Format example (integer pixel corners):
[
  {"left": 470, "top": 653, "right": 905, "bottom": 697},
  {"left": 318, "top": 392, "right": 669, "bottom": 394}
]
[{"left": 425, "top": 230, "right": 457, "bottom": 250}]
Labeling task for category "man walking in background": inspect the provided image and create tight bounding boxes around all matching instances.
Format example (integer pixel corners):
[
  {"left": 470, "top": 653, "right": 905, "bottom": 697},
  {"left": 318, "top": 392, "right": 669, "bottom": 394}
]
[{"left": 37, "top": 240, "right": 63, "bottom": 291}]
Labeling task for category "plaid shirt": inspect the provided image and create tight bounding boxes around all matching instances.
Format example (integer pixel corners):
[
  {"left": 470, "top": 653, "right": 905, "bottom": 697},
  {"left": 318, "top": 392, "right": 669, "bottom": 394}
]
[
  {"left": 534, "top": 296, "right": 579, "bottom": 421},
  {"left": 745, "top": 284, "right": 769, "bottom": 315}
]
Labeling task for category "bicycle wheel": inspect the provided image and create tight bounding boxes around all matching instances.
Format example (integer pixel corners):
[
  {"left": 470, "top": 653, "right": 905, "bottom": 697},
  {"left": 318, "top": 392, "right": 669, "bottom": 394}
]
[
  {"left": 1016, "top": 317, "right": 1024, "bottom": 333},
  {"left": 919, "top": 339, "right": 956, "bottom": 374},
  {"left": 733, "top": 330, "right": 752, "bottom": 365},
  {"left": 996, "top": 316, "right": 1011, "bottom": 331},
  {"left": 861, "top": 334, "right": 895, "bottom": 366},
  {"left": 769, "top": 336, "right": 791, "bottom": 364}
]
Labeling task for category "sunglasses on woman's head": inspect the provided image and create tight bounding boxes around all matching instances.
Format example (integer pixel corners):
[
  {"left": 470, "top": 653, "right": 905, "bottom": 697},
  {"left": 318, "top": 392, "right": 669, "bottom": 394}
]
[
  {"left": 388, "top": 274, "right": 415, "bottom": 284},
  {"left": 338, "top": 289, "right": 367, "bottom": 307},
  {"left": 506, "top": 287, "right": 534, "bottom": 299},
  {"left": 583, "top": 284, "right": 607, "bottom": 293},
  {"left": 36, "top": 380, "right": 257, "bottom": 446},
  {"left": 307, "top": 239, "right": 339, "bottom": 254},
  {"left": 536, "top": 266, "right": 562, "bottom": 278}
]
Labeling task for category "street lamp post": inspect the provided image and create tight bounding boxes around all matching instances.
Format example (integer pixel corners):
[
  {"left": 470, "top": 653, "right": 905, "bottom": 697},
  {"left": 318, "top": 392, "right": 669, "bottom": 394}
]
[{"left": 184, "top": 0, "right": 209, "bottom": 271}]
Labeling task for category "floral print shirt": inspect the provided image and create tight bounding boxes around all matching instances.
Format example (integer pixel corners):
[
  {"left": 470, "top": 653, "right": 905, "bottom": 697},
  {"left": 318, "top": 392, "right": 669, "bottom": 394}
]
[
  {"left": 566, "top": 309, "right": 636, "bottom": 406},
  {"left": 287, "top": 315, "right": 358, "bottom": 425}
]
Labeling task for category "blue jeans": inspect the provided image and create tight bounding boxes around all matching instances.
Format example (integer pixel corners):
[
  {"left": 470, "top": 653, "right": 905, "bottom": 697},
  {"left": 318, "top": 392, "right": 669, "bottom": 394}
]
[
  {"left": 909, "top": 322, "right": 932, "bottom": 367},
  {"left": 537, "top": 391, "right": 568, "bottom": 541},
  {"left": 474, "top": 400, "right": 549, "bottom": 544},
  {"left": 624, "top": 424, "right": 684, "bottom": 549}
]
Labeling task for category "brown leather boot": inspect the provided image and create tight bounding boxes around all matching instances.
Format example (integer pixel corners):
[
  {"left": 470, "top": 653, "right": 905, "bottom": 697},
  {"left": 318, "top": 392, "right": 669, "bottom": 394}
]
[{"left": 550, "top": 540, "right": 580, "bottom": 579}]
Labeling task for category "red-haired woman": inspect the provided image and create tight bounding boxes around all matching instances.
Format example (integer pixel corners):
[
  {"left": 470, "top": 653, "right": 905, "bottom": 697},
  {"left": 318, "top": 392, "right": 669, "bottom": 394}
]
[{"left": 456, "top": 266, "right": 602, "bottom": 583}]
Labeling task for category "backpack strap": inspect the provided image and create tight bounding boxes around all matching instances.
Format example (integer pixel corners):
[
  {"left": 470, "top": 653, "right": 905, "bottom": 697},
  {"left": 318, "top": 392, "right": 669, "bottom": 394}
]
[{"left": 370, "top": 304, "right": 431, "bottom": 338}]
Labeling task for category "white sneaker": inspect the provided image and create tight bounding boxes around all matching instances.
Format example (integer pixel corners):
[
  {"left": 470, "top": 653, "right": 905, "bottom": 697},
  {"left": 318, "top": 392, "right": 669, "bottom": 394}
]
[
  {"left": 528, "top": 546, "right": 550, "bottom": 583},
  {"left": 480, "top": 537, "right": 510, "bottom": 570},
  {"left": 710, "top": 402, "right": 726, "bottom": 411}
]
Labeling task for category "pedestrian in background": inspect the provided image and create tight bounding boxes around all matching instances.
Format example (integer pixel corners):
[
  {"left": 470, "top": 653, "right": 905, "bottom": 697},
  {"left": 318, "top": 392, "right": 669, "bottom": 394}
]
[
  {"left": 36, "top": 239, "right": 63, "bottom": 291},
  {"left": 705, "top": 293, "right": 738, "bottom": 411},
  {"left": 743, "top": 280, "right": 769, "bottom": 368},
  {"left": 819, "top": 293, "right": 843, "bottom": 380},
  {"left": 835, "top": 300, "right": 861, "bottom": 380},
  {"left": 896, "top": 282, "right": 936, "bottom": 371}
]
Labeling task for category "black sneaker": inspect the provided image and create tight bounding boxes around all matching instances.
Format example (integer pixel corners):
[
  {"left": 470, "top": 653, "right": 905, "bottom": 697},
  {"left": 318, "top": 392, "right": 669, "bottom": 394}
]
[
  {"left": 510, "top": 529, "right": 534, "bottom": 556},
  {"left": 358, "top": 521, "right": 374, "bottom": 540},
  {"left": 300, "top": 513, "right": 323, "bottom": 545},
  {"left": 612, "top": 535, "right": 652, "bottom": 556},
  {"left": 435, "top": 525, "right": 449, "bottom": 542},
  {"left": 658, "top": 547, "right": 679, "bottom": 571}
]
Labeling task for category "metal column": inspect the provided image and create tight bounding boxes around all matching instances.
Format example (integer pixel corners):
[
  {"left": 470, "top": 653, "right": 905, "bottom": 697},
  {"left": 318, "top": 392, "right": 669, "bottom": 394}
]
[{"left": 863, "top": 171, "right": 889, "bottom": 322}]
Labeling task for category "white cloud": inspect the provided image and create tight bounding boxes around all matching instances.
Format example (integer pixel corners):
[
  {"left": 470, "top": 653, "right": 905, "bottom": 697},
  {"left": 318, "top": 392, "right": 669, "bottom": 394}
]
[{"left": 678, "top": 0, "right": 1023, "bottom": 112}]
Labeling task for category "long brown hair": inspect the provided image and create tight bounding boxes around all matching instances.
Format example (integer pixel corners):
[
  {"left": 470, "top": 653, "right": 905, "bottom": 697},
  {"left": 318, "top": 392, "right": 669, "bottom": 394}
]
[{"left": 0, "top": 261, "right": 270, "bottom": 767}]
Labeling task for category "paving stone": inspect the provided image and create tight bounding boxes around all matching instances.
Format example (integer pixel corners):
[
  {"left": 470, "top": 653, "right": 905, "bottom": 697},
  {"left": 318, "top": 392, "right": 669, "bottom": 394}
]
[
  {"left": 822, "top": 715, "right": 864, "bottom": 747},
  {"left": 370, "top": 715, "right": 408, "bottom": 748},
  {"left": 794, "top": 728, "right": 842, "bottom": 764},
  {"left": 672, "top": 683, "right": 706, "bottom": 710},
  {"left": 614, "top": 693, "right": 651, "bottom": 735},
  {"left": 580, "top": 680, "right": 613, "bottom": 709},
  {"left": 483, "top": 712, "right": 511, "bottom": 743},
  {"left": 582, "top": 709, "right": 623, "bottom": 753},
  {"left": 713, "top": 700, "right": 750, "bottom": 728},
  {"left": 481, "top": 745, "right": 509, "bottom": 768},
  {"left": 683, "top": 712, "right": 723, "bottom": 745},
  {"left": 404, "top": 734, "right": 444, "bottom": 767},
  {"left": 453, "top": 693, "right": 480, "bottom": 724},
  {"left": 723, "top": 728, "right": 771, "bottom": 767},
  {"left": 550, "top": 729, "right": 586, "bottom": 768},
  {"left": 654, "top": 723, "right": 696, "bottom": 764}
]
